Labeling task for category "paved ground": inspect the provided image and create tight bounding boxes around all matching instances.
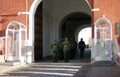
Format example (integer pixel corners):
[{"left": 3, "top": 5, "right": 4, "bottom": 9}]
[
  {"left": 0, "top": 63, "right": 90, "bottom": 77},
  {"left": 0, "top": 49, "right": 120, "bottom": 77},
  {"left": 0, "top": 62, "right": 120, "bottom": 77},
  {"left": 88, "top": 64, "right": 120, "bottom": 77}
]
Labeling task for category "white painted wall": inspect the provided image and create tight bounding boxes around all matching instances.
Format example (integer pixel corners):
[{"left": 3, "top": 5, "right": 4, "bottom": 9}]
[
  {"left": 43, "top": 0, "right": 91, "bottom": 57},
  {"left": 43, "top": 0, "right": 52, "bottom": 57}
]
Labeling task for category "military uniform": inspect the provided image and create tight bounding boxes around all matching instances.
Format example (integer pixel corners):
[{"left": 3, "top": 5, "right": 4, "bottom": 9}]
[
  {"left": 69, "top": 38, "right": 77, "bottom": 59},
  {"left": 62, "top": 38, "right": 70, "bottom": 62},
  {"left": 51, "top": 40, "right": 59, "bottom": 62},
  {"left": 58, "top": 40, "right": 64, "bottom": 60}
]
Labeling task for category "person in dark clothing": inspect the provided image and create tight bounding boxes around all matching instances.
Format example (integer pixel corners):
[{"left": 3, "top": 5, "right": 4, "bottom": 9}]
[{"left": 78, "top": 38, "right": 86, "bottom": 58}]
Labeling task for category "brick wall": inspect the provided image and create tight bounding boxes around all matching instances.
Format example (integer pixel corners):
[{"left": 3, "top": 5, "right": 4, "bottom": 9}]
[
  {"left": 92, "top": 0, "right": 120, "bottom": 64},
  {"left": 87, "top": 0, "right": 93, "bottom": 8},
  {"left": 0, "top": 0, "right": 120, "bottom": 63},
  {"left": 1, "top": 1, "right": 119, "bottom": 43},
  {"left": 0, "top": 0, "right": 33, "bottom": 62},
  {"left": 93, "top": 0, "right": 120, "bottom": 39},
  {"left": 0, "top": 0, "right": 33, "bottom": 37}
]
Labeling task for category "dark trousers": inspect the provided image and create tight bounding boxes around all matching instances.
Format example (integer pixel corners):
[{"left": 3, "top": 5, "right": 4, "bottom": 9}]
[
  {"left": 53, "top": 55, "right": 58, "bottom": 62},
  {"left": 64, "top": 51, "right": 69, "bottom": 62},
  {"left": 80, "top": 49, "right": 84, "bottom": 58}
]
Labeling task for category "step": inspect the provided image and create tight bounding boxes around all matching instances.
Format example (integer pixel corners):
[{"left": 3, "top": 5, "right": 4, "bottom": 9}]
[
  {"left": 93, "top": 61, "right": 114, "bottom": 66},
  {"left": 0, "top": 60, "right": 21, "bottom": 66}
]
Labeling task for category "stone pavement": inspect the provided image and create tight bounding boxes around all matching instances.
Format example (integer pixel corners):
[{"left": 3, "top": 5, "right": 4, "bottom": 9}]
[
  {"left": 0, "top": 62, "right": 91, "bottom": 77},
  {"left": 0, "top": 61, "right": 120, "bottom": 77},
  {"left": 88, "top": 64, "right": 120, "bottom": 77},
  {"left": 0, "top": 49, "right": 119, "bottom": 77},
  {"left": 0, "top": 62, "right": 27, "bottom": 74}
]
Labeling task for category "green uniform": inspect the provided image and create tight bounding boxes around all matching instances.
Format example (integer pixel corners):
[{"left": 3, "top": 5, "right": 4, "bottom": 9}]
[
  {"left": 69, "top": 38, "right": 77, "bottom": 59},
  {"left": 58, "top": 40, "right": 64, "bottom": 60},
  {"left": 51, "top": 40, "right": 59, "bottom": 62},
  {"left": 62, "top": 38, "right": 70, "bottom": 62}
]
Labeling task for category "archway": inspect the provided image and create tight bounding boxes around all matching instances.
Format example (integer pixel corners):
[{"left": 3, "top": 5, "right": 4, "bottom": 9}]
[
  {"left": 78, "top": 27, "right": 92, "bottom": 47},
  {"left": 59, "top": 12, "right": 91, "bottom": 62},
  {"left": 59, "top": 12, "right": 91, "bottom": 40},
  {"left": 75, "top": 24, "right": 91, "bottom": 42},
  {"left": 29, "top": 0, "right": 92, "bottom": 62}
]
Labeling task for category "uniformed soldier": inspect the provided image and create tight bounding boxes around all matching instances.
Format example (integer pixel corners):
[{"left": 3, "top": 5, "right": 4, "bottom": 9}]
[
  {"left": 51, "top": 39, "right": 59, "bottom": 62},
  {"left": 69, "top": 38, "right": 77, "bottom": 59},
  {"left": 58, "top": 39, "right": 64, "bottom": 60},
  {"left": 62, "top": 37, "right": 71, "bottom": 62}
]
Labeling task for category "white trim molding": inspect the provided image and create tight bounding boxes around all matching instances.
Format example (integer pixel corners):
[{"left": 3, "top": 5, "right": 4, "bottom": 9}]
[
  {"left": 91, "top": 8, "right": 100, "bottom": 12},
  {"left": 85, "top": 0, "right": 92, "bottom": 9},
  {"left": 18, "top": 12, "right": 29, "bottom": 15}
]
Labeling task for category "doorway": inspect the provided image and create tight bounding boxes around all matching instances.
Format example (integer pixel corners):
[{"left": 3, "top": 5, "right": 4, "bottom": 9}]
[
  {"left": 29, "top": 0, "right": 92, "bottom": 62},
  {"left": 34, "top": 2, "right": 43, "bottom": 61}
]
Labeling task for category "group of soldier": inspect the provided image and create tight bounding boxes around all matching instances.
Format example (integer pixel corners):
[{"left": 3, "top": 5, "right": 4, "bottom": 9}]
[{"left": 51, "top": 37, "right": 86, "bottom": 63}]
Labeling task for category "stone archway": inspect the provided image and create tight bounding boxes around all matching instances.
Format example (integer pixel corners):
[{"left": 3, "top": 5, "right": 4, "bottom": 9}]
[
  {"left": 59, "top": 12, "right": 91, "bottom": 62},
  {"left": 59, "top": 12, "right": 91, "bottom": 40},
  {"left": 29, "top": 0, "right": 92, "bottom": 62}
]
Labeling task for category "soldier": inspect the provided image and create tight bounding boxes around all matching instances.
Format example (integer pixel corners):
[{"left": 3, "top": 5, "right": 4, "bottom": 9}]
[
  {"left": 58, "top": 39, "right": 64, "bottom": 60},
  {"left": 51, "top": 39, "right": 59, "bottom": 62},
  {"left": 78, "top": 38, "right": 86, "bottom": 58},
  {"left": 69, "top": 38, "right": 77, "bottom": 59},
  {"left": 62, "top": 37, "right": 71, "bottom": 62}
]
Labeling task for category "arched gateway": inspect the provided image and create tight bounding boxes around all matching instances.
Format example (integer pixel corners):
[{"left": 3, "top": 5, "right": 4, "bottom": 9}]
[{"left": 29, "top": 0, "right": 92, "bottom": 62}]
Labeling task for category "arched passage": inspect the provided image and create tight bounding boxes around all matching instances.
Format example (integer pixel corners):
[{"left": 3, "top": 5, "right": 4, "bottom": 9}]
[
  {"left": 78, "top": 27, "right": 92, "bottom": 46},
  {"left": 29, "top": 0, "right": 92, "bottom": 62},
  {"left": 75, "top": 24, "right": 91, "bottom": 42},
  {"left": 59, "top": 12, "right": 91, "bottom": 40},
  {"left": 59, "top": 12, "right": 91, "bottom": 62}
]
